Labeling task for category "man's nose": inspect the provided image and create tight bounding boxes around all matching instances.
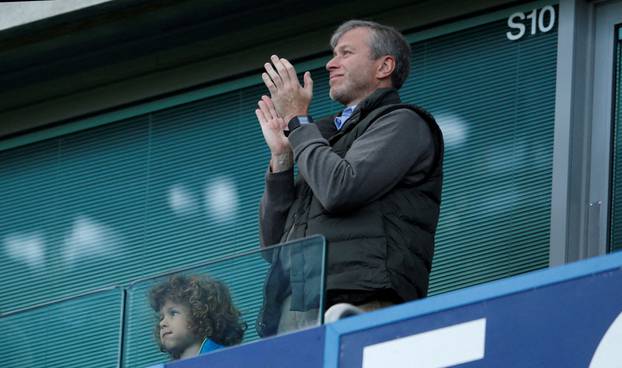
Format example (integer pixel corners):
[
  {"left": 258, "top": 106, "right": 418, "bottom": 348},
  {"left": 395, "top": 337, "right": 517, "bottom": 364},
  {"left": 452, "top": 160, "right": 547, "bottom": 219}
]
[
  {"left": 326, "top": 55, "right": 339, "bottom": 71},
  {"left": 159, "top": 317, "right": 167, "bottom": 327}
]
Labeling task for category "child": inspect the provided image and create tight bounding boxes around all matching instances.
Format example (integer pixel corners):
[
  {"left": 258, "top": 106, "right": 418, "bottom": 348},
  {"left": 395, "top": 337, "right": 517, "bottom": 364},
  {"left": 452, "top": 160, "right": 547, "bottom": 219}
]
[{"left": 149, "top": 274, "right": 246, "bottom": 360}]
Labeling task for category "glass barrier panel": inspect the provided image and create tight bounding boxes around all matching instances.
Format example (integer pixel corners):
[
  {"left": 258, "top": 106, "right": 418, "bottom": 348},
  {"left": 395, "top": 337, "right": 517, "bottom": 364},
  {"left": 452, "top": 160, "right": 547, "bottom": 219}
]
[
  {"left": 122, "top": 235, "right": 325, "bottom": 368},
  {"left": 0, "top": 287, "right": 124, "bottom": 368}
]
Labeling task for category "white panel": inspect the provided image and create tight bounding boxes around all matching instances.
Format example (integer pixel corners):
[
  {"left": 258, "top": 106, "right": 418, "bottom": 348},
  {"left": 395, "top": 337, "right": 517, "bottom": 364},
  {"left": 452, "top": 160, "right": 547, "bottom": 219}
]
[
  {"left": 590, "top": 312, "right": 622, "bottom": 368},
  {"left": 362, "top": 318, "right": 486, "bottom": 368}
]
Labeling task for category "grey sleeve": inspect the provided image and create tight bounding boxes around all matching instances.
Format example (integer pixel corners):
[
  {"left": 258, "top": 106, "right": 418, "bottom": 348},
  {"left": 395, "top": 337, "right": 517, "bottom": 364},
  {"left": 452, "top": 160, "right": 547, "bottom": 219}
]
[
  {"left": 259, "top": 167, "right": 295, "bottom": 246},
  {"left": 287, "top": 109, "right": 435, "bottom": 214}
]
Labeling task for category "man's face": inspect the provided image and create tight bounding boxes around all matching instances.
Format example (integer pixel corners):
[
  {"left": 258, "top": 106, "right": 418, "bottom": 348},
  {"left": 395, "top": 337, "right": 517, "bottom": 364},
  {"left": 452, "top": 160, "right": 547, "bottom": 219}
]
[
  {"left": 159, "top": 300, "right": 198, "bottom": 357},
  {"left": 326, "top": 27, "right": 383, "bottom": 106}
]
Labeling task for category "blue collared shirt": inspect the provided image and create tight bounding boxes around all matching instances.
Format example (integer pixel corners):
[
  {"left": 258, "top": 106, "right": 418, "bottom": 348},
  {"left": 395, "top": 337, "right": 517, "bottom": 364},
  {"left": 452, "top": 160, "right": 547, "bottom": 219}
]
[{"left": 334, "top": 105, "right": 356, "bottom": 130}]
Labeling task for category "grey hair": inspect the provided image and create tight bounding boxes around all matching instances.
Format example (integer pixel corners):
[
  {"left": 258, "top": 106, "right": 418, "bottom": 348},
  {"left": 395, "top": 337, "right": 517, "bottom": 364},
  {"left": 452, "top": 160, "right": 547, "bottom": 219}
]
[{"left": 330, "top": 20, "right": 411, "bottom": 89}]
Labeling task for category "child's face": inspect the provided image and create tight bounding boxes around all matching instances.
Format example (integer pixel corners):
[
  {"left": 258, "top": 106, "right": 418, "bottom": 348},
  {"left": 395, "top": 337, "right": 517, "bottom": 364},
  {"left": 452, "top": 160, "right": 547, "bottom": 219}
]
[{"left": 159, "top": 300, "right": 198, "bottom": 357}]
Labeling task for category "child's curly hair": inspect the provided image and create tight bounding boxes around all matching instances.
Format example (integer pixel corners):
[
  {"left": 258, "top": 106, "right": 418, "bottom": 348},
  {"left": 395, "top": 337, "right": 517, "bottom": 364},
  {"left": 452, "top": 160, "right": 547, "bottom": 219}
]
[{"left": 149, "top": 274, "right": 246, "bottom": 357}]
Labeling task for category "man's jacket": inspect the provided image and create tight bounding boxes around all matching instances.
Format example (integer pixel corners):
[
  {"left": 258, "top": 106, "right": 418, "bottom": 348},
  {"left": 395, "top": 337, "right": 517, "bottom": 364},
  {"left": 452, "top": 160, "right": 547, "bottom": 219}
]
[{"left": 258, "top": 88, "right": 444, "bottom": 336}]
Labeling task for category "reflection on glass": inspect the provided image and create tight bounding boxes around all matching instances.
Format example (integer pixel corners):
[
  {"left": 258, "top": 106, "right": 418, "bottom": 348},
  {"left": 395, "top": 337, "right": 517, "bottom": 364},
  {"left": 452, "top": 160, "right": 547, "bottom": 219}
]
[
  {"left": 3, "top": 231, "right": 45, "bottom": 270},
  {"left": 435, "top": 112, "right": 468, "bottom": 148},
  {"left": 256, "top": 237, "right": 326, "bottom": 338},
  {"left": 63, "top": 215, "right": 122, "bottom": 266},
  {"left": 168, "top": 184, "right": 200, "bottom": 216},
  {"left": 204, "top": 177, "right": 239, "bottom": 222},
  {"left": 124, "top": 235, "right": 325, "bottom": 368}
]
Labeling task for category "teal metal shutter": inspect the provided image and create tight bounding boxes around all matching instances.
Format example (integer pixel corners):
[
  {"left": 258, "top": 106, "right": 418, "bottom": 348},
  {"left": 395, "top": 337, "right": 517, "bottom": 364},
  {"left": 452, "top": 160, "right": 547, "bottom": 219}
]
[
  {"left": 403, "top": 19, "right": 557, "bottom": 293},
  {"left": 0, "top": 288, "right": 123, "bottom": 368},
  {"left": 0, "top": 92, "right": 271, "bottom": 313}
]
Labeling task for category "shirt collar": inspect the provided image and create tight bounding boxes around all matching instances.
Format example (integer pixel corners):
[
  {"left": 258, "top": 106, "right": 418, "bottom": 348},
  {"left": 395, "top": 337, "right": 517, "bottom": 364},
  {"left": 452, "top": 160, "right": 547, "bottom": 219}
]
[{"left": 334, "top": 105, "right": 357, "bottom": 130}]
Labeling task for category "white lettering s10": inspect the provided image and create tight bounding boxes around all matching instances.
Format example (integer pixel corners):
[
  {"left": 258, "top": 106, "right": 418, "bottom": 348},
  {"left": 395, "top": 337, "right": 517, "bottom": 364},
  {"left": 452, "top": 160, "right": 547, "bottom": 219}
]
[{"left": 507, "top": 6, "right": 556, "bottom": 41}]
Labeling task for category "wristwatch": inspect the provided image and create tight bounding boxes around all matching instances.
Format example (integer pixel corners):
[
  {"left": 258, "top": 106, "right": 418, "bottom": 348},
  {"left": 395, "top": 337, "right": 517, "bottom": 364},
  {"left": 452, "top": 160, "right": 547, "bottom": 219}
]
[{"left": 285, "top": 115, "right": 313, "bottom": 136}]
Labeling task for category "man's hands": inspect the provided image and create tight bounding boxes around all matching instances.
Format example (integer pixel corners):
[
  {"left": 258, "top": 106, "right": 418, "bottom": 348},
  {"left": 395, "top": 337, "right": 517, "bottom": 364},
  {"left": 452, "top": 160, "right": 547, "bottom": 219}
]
[
  {"left": 255, "top": 55, "right": 313, "bottom": 172},
  {"left": 261, "top": 55, "right": 313, "bottom": 123},
  {"left": 255, "top": 95, "right": 293, "bottom": 172}
]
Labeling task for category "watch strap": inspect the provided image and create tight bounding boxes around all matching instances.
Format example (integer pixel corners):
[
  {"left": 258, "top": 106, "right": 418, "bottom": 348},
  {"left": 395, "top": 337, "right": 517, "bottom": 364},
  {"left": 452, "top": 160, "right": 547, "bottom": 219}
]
[{"left": 285, "top": 115, "right": 313, "bottom": 136}]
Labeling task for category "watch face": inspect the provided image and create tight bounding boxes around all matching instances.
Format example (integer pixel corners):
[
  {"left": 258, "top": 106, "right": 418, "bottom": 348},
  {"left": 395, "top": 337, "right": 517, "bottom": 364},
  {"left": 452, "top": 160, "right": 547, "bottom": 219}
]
[{"left": 298, "top": 116, "right": 311, "bottom": 125}]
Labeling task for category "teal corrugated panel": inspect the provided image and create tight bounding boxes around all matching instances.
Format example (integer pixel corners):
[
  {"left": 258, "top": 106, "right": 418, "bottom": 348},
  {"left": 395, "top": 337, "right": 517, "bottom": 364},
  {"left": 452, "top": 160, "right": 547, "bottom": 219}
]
[
  {"left": 406, "top": 19, "right": 558, "bottom": 295},
  {"left": 0, "top": 288, "right": 123, "bottom": 368},
  {"left": 0, "top": 117, "right": 150, "bottom": 312},
  {"left": 1, "top": 140, "right": 63, "bottom": 312}
]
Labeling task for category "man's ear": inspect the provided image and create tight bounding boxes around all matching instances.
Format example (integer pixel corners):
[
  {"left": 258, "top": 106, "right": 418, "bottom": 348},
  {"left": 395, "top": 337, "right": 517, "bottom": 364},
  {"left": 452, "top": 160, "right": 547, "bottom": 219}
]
[{"left": 376, "top": 55, "right": 396, "bottom": 80}]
